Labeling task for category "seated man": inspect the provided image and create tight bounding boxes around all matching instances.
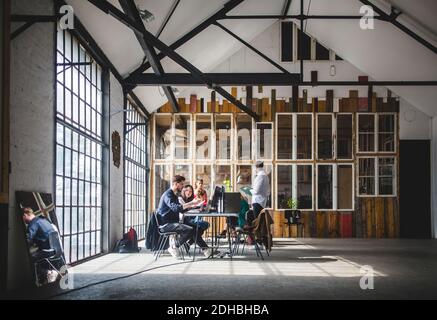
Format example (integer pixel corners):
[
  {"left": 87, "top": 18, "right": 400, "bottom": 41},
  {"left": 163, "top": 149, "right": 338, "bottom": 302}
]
[
  {"left": 22, "top": 207, "right": 58, "bottom": 283},
  {"left": 156, "top": 175, "right": 214, "bottom": 259}
]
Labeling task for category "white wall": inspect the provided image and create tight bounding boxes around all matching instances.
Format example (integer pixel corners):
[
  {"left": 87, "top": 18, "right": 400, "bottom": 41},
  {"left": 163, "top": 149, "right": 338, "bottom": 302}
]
[
  {"left": 399, "top": 98, "right": 431, "bottom": 140},
  {"left": 108, "top": 73, "right": 124, "bottom": 250},
  {"left": 8, "top": 0, "right": 55, "bottom": 289}
]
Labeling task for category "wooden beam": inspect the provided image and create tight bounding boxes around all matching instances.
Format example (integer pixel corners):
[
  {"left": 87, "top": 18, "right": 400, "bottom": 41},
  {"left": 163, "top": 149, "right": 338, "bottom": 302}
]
[{"left": 118, "top": 0, "right": 178, "bottom": 112}]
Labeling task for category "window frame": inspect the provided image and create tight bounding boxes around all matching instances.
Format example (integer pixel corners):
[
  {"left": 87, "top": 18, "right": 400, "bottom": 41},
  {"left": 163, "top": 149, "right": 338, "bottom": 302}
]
[
  {"left": 316, "top": 163, "right": 354, "bottom": 211},
  {"left": 275, "top": 112, "right": 314, "bottom": 161},
  {"left": 357, "top": 156, "right": 397, "bottom": 197},
  {"left": 255, "top": 122, "right": 274, "bottom": 162},
  {"left": 214, "top": 113, "right": 234, "bottom": 161},
  {"left": 357, "top": 113, "right": 377, "bottom": 154},
  {"left": 275, "top": 163, "right": 314, "bottom": 211},
  {"left": 378, "top": 113, "right": 397, "bottom": 153},
  {"left": 316, "top": 113, "right": 335, "bottom": 160},
  {"left": 336, "top": 112, "right": 354, "bottom": 161}
]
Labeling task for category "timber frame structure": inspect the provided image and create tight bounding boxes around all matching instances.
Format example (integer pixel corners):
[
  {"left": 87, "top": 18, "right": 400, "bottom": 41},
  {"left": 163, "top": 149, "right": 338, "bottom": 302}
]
[
  {"left": 12, "top": 0, "right": 437, "bottom": 121},
  {"left": 84, "top": 0, "right": 437, "bottom": 121}
]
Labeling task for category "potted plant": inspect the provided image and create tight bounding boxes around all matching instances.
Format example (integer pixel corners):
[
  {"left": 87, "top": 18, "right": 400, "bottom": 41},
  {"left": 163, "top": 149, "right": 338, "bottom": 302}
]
[{"left": 284, "top": 198, "right": 299, "bottom": 224}]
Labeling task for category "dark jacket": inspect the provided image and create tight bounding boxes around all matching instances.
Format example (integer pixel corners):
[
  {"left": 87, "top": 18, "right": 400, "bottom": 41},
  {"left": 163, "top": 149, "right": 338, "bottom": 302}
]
[
  {"left": 27, "top": 216, "right": 56, "bottom": 249},
  {"left": 156, "top": 188, "right": 183, "bottom": 225},
  {"left": 253, "top": 209, "right": 274, "bottom": 252},
  {"left": 146, "top": 212, "right": 169, "bottom": 251}
]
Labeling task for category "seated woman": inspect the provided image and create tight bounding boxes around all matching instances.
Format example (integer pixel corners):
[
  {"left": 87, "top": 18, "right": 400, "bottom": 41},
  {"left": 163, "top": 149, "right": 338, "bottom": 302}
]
[
  {"left": 178, "top": 185, "right": 210, "bottom": 248},
  {"left": 194, "top": 179, "right": 208, "bottom": 206}
]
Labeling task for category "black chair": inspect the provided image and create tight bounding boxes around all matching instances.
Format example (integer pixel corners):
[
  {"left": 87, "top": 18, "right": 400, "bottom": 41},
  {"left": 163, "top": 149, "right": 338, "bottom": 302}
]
[
  {"left": 152, "top": 211, "right": 185, "bottom": 261},
  {"left": 283, "top": 210, "right": 305, "bottom": 237},
  {"left": 33, "top": 230, "right": 67, "bottom": 287}
]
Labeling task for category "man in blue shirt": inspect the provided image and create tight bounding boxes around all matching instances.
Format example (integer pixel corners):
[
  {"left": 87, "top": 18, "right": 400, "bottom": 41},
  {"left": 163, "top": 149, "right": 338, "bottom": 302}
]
[
  {"left": 156, "top": 175, "right": 213, "bottom": 259},
  {"left": 22, "top": 207, "right": 56, "bottom": 260}
]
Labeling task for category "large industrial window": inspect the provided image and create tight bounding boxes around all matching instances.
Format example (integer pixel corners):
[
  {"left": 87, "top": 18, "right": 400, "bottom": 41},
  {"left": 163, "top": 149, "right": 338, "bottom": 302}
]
[
  {"left": 124, "top": 100, "right": 148, "bottom": 239},
  {"left": 56, "top": 28, "right": 103, "bottom": 263}
]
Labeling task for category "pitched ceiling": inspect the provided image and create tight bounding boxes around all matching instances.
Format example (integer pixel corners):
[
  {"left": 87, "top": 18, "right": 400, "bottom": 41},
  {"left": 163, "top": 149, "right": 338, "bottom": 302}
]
[{"left": 67, "top": 0, "right": 437, "bottom": 116}]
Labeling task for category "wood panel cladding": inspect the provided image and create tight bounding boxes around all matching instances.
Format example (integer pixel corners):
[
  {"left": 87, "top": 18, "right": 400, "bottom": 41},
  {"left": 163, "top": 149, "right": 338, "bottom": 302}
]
[{"left": 155, "top": 92, "right": 400, "bottom": 239}]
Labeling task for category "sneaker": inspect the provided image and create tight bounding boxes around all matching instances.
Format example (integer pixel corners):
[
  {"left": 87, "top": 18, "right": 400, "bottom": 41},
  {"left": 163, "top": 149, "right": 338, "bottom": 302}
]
[
  {"left": 167, "top": 246, "right": 181, "bottom": 259},
  {"left": 203, "top": 248, "right": 213, "bottom": 258},
  {"left": 47, "top": 270, "right": 58, "bottom": 283}
]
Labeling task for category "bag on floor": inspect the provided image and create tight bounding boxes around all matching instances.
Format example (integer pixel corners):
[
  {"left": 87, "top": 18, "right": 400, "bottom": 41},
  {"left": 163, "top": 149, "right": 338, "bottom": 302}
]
[{"left": 114, "top": 228, "right": 140, "bottom": 253}]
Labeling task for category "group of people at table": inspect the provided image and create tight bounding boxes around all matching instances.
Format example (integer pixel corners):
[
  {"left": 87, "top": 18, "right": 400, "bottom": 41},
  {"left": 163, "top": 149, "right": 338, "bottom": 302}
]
[{"left": 155, "top": 161, "right": 270, "bottom": 259}]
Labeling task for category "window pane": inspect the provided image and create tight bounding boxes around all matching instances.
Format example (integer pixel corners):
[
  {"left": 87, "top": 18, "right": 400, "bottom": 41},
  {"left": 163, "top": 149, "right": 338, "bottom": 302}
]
[
  {"left": 297, "top": 165, "right": 312, "bottom": 209},
  {"left": 297, "top": 114, "right": 312, "bottom": 159},
  {"left": 338, "top": 165, "right": 353, "bottom": 209},
  {"left": 236, "top": 114, "right": 252, "bottom": 160},
  {"left": 215, "top": 165, "right": 232, "bottom": 191},
  {"left": 318, "top": 165, "right": 333, "bottom": 209},
  {"left": 155, "top": 114, "right": 172, "bottom": 160},
  {"left": 337, "top": 114, "right": 352, "bottom": 159},
  {"left": 195, "top": 165, "right": 212, "bottom": 196},
  {"left": 154, "top": 164, "right": 171, "bottom": 207},
  {"left": 277, "top": 114, "right": 293, "bottom": 159},
  {"left": 379, "top": 157, "right": 395, "bottom": 195},
  {"left": 196, "top": 115, "right": 212, "bottom": 160},
  {"left": 174, "top": 115, "right": 191, "bottom": 159},
  {"left": 175, "top": 164, "right": 192, "bottom": 186},
  {"left": 215, "top": 115, "right": 232, "bottom": 160},
  {"left": 317, "top": 114, "right": 333, "bottom": 159},
  {"left": 236, "top": 165, "right": 252, "bottom": 191},
  {"left": 277, "top": 166, "right": 292, "bottom": 209},
  {"left": 379, "top": 114, "right": 395, "bottom": 152},
  {"left": 359, "top": 158, "right": 375, "bottom": 195},
  {"left": 358, "top": 114, "right": 375, "bottom": 152},
  {"left": 256, "top": 123, "right": 273, "bottom": 160}
]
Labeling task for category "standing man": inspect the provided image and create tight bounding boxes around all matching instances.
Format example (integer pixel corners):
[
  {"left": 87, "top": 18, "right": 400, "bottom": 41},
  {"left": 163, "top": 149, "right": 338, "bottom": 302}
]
[
  {"left": 251, "top": 161, "right": 270, "bottom": 218},
  {"left": 156, "top": 175, "right": 212, "bottom": 259}
]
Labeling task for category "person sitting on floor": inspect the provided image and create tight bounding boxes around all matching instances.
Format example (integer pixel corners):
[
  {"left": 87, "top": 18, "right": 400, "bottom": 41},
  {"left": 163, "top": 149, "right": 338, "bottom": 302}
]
[{"left": 156, "top": 175, "right": 214, "bottom": 259}]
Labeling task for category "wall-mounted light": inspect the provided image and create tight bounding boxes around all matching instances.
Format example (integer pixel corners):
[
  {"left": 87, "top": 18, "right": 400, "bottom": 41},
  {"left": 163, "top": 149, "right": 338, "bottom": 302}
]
[{"left": 330, "top": 65, "right": 336, "bottom": 77}]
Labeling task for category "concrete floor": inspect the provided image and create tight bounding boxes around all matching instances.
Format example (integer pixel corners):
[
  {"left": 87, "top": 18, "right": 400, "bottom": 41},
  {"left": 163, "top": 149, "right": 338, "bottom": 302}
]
[{"left": 39, "top": 238, "right": 437, "bottom": 299}]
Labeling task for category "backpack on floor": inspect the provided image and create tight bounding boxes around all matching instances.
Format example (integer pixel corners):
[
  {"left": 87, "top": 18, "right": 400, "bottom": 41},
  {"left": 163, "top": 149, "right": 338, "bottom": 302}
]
[{"left": 114, "top": 227, "right": 140, "bottom": 253}]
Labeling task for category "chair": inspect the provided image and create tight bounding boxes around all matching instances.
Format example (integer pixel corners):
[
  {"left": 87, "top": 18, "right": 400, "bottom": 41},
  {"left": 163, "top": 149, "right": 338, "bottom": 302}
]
[
  {"left": 283, "top": 210, "right": 305, "bottom": 238},
  {"left": 233, "top": 209, "right": 265, "bottom": 260},
  {"left": 33, "top": 230, "right": 67, "bottom": 287},
  {"left": 152, "top": 211, "right": 186, "bottom": 261}
]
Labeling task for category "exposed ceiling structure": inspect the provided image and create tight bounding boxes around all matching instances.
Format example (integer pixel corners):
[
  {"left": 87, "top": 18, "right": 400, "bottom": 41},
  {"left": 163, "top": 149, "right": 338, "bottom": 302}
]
[{"left": 67, "top": 0, "right": 437, "bottom": 116}]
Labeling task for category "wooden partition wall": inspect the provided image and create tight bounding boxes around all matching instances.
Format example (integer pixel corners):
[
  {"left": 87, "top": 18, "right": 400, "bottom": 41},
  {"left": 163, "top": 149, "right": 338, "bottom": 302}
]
[{"left": 153, "top": 88, "right": 400, "bottom": 238}]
